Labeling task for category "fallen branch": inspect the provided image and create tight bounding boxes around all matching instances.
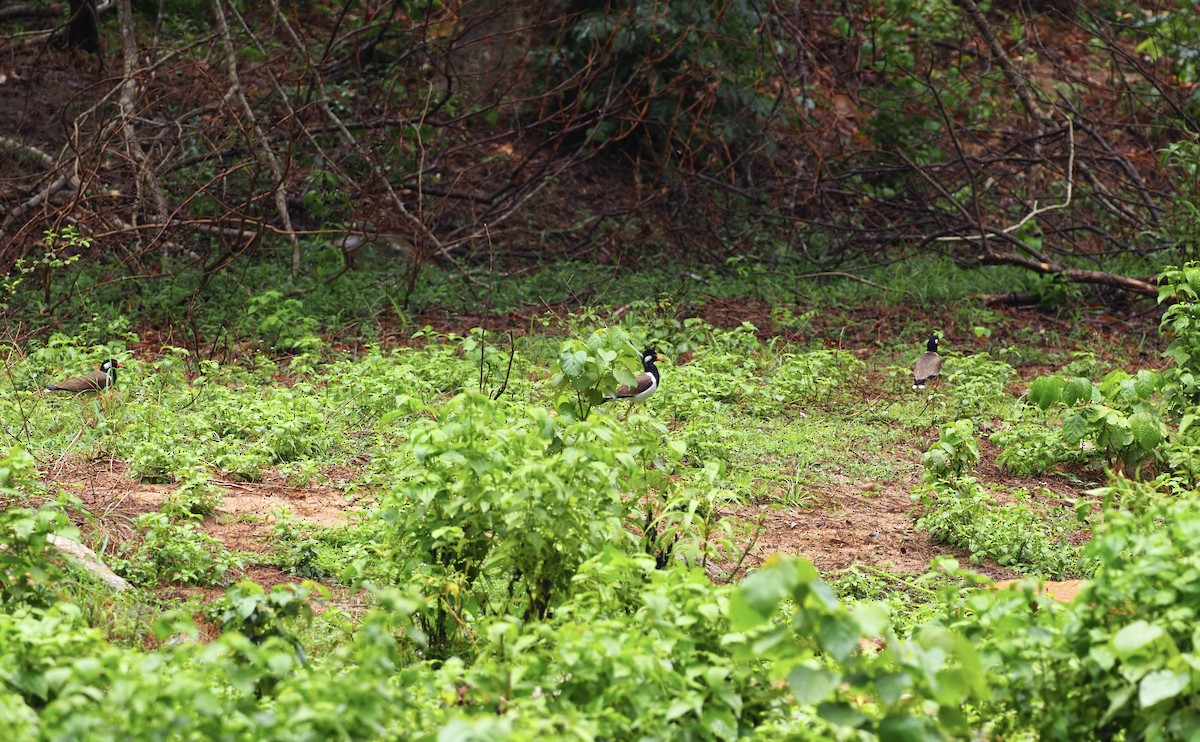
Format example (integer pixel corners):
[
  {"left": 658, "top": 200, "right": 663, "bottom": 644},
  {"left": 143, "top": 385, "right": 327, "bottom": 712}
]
[
  {"left": 977, "top": 249, "right": 1157, "bottom": 297},
  {"left": 46, "top": 533, "right": 129, "bottom": 591},
  {"left": 0, "top": 3, "right": 65, "bottom": 22}
]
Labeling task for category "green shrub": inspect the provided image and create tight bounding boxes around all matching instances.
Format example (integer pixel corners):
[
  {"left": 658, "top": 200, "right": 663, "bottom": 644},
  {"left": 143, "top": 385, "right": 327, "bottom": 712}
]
[
  {"left": 948, "top": 491, "right": 1200, "bottom": 740},
  {"left": 244, "top": 290, "right": 321, "bottom": 353},
  {"left": 914, "top": 478, "right": 1095, "bottom": 578},
  {"left": 943, "top": 352, "right": 1016, "bottom": 415},
  {"left": 1028, "top": 369, "right": 1169, "bottom": 476},
  {"left": 379, "top": 392, "right": 647, "bottom": 650},
  {"left": 551, "top": 326, "right": 645, "bottom": 418},
  {"left": 730, "top": 554, "right": 988, "bottom": 739},
  {"left": 0, "top": 448, "right": 80, "bottom": 608},
  {"left": 453, "top": 550, "right": 779, "bottom": 738},
  {"left": 1160, "top": 262, "right": 1200, "bottom": 408},
  {"left": 992, "top": 412, "right": 1091, "bottom": 476},
  {"left": 923, "top": 419, "right": 979, "bottom": 482},
  {"left": 769, "top": 348, "right": 865, "bottom": 406},
  {"left": 0, "top": 603, "right": 106, "bottom": 709},
  {"left": 113, "top": 513, "right": 241, "bottom": 586},
  {"left": 160, "top": 468, "right": 223, "bottom": 519}
]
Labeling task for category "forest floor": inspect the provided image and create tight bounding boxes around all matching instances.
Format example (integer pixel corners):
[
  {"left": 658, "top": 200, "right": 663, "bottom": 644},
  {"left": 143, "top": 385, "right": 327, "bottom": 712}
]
[{"left": 37, "top": 295, "right": 1166, "bottom": 607}]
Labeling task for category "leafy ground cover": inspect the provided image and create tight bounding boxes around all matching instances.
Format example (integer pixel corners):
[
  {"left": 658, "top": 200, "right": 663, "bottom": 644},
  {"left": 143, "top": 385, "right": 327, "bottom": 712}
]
[{"left": 6, "top": 258, "right": 1200, "bottom": 739}]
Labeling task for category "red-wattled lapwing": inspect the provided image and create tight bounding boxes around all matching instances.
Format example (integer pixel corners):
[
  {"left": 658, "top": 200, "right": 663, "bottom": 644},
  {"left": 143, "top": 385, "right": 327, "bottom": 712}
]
[
  {"left": 602, "top": 348, "right": 660, "bottom": 414},
  {"left": 912, "top": 334, "right": 943, "bottom": 389},
  {"left": 46, "top": 359, "right": 123, "bottom": 393}
]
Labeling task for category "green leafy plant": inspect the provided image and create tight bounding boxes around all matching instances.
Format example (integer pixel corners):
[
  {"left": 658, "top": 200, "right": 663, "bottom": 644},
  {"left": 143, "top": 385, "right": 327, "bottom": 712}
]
[
  {"left": 922, "top": 419, "right": 980, "bottom": 482},
  {"left": 943, "top": 491, "right": 1200, "bottom": 740},
  {"left": 113, "top": 512, "right": 241, "bottom": 586},
  {"left": 161, "top": 468, "right": 224, "bottom": 520},
  {"left": 461, "top": 327, "right": 518, "bottom": 398},
  {"left": 0, "top": 603, "right": 106, "bottom": 710},
  {"left": 639, "top": 460, "right": 738, "bottom": 572},
  {"left": 265, "top": 506, "right": 328, "bottom": 580},
  {"left": 211, "top": 580, "right": 325, "bottom": 697},
  {"left": 729, "top": 554, "right": 989, "bottom": 739},
  {"left": 1159, "top": 262, "right": 1200, "bottom": 406},
  {"left": 991, "top": 417, "right": 1089, "bottom": 476},
  {"left": 1136, "top": 10, "right": 1200, "bottom": 84},
  {"left": 457, "top": 549, "right": 780, "bottom": 738},
  {"left": 245, "top": 290, "right": 322, "bottom": 352},
  {"left": 1030, "top": 369, "right": 1169, "bottom": 476},
  {"left": 914, "top": 478, "right": 1095, "bottom": 578},
  {"left": 0, "top": 506, "right": 77, "bottom": 607},
  {"left": 769, "top": 348, "right": 865, "bottom": 407},
  {"left": 942, "top": 352, "right": 1016, "bottom": 415},
  {"left": 550, "top": 327, "right": 643, "bottom": 419},
  {"left": 0, "top": 228, "right": 85, "bottom": 310},
  {"left": 0, "top": 448, "right": 80, "bottom": 607},
  {"left": 379, "top": 392, "right": 646, "bottom": 650}
]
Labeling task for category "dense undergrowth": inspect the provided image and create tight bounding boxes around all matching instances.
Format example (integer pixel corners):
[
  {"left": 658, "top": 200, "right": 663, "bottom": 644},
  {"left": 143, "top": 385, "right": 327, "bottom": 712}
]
[
  {"left": 4, "top": 248, "right": 1057, "bottom": 347},
  {"left": 5, "top": 258, "right": 1200, "bottom": 738}
]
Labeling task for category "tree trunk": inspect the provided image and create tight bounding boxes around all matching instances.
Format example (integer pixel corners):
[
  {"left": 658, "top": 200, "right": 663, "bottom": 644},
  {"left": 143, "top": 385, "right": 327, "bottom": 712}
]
[{"left": 66, "top": 0, "right": 101, "bottom": 54}]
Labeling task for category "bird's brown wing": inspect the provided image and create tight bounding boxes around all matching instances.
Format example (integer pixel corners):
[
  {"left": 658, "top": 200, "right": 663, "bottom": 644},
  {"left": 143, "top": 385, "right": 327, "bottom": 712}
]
[
  {"left": 613, "top": 372, "right": 654, "bottom": 399},
  {"left": 913, "top": 352, "right": 943, "bottom": 382},
  {"left": 48, "top": 370, "right": 108, "bottom": 392}
]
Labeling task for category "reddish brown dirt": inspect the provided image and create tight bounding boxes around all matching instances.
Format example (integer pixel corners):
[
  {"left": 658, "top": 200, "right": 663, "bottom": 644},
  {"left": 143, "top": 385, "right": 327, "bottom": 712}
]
[
  {"left": 727, "top": 448, "right": 1097, "bottom": 581},
  {"left": 730, "top": 473, "right": 986, "bottom": 577},
  {"left": 45, "top": 458, "right": 361, "bottom": 570}
]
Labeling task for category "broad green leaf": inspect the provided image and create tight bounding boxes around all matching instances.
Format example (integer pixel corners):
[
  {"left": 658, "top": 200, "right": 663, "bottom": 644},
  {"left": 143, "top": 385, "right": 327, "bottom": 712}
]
[
  {"left": 1107, "top": 423, "right": 1133, "bottom": 449},
  {"left": 1139, "top": 669, "right": 1188, "bottom": 707},
  {"left": 816, "top": 614, "right": 861, "bottom": 663},
  {"left": 818, "top": 701, "right": 866, "bottom": 727},
  {"left": 1063, "top": 377, "right": 1093, "bottom": 406},
  {"left": 613, "top": 365, "right": 638, "bottom": 386},
  {"left": 1063, "top": 412, "right": 1088, "bottom": 445},
  {"left": 560, "top": 349, "right": 587, "bottom": 377},
  {"left": 809, "top": 578, "right": 842, "bottom": 611},
  {"left": 702, "top": 706, "right": 737, "bottom": 738},
  {"left": 1113, "top": 620, "right": 1164, "bottom": 658},
  {"left": 878, "top": 715, "right": 927, "bottom": 742},
  {"left": 730, "top": 561, "right": 797, "bottom": 628},
  {"left": 1134, "top": 370, "right": 1158, "bottom": 400},
  {"left": 1029, "top": 375, "right": 1064, "bottom": 409},
  {"left": 852, "top": 601, "right": 891, "bottom": 637},
  {"left": 665, "top": 697, "right": 699, "bottom": 721},
  {"left": 1130, "top": 411, "right": 1164, "bottom": 452},
  {"left": 1090, "top": 644, "right": 1116, "bottom": 671},
  {"left": 874, "top": 672, "right": 911, "bottom": 706},
  {"left": 937, "top": 704, "right": 971, "bottom": 736},
  {"left": 787, "top": 663, "right": 839, "bottom": 704}
]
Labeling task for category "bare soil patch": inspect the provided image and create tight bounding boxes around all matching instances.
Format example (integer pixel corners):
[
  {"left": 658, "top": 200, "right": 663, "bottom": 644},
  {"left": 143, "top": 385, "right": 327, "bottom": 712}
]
[
  {"left": 733, "top": 471, "right": 1024, "bottom": 581},
  {"left": 45, "top": 458, "right": 357, "bottom": 563}
]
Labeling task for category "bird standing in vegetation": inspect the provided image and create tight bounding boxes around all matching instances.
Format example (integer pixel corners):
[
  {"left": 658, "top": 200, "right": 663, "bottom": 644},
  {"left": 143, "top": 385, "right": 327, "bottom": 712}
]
[
  {"left": 912, "top": 335, "right": 943, "bottom": 389},
  {"left": 46, "top": 359, "right": 123, "bottom": 393},
  {"left": 602, "top": 348, "right": 660, "bottom": 411}
]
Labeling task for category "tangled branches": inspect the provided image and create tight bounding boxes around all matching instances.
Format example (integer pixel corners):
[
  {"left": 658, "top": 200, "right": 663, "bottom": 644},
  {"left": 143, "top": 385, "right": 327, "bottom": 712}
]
[{"left": 0, "top": 0, "right": 1194, "bottom": 303}]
